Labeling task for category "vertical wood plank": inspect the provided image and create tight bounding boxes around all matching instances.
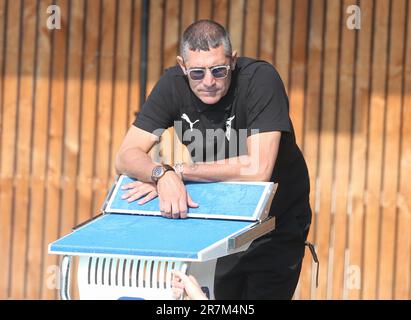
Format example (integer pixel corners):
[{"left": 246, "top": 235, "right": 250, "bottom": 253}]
[
  {"left": 288, "top": 0, "right": 309, "bottom": 146},
  {"left": 26, "top": 0, "right": 51, "bottom": 299},
  {"left": 41, "top": 0, "right": 69, "bottom": 299},
  {"left": 92, "top": 0, "right": 117, "bottom": 214},
  {"left": 0, "top": 0, "right": 21, "bottom": 299},
  {"left": 197, "top": 0, "right": 213, "bottom": 20},
  {"left": 180, "top": 0, "right": 196, "bottom": 33},
  {"left": 346, "top": 0, "right": 373, "bottom": 300},
  {"left": 212, "top": 0, "right": 229, "bottom": 26},
  {"left": 127, "top": 0, "right": 141, "bottom": 125},
  {"left": 316, "top": 0, "right": 341, "bottom": 300},
  {"left": 330, "top": 0, "right": 357, "bottom": 300},
  {"left": 243, "top": 0, "right": 261, "bottom": 58},
  {"left": 394, "top": 0, "right": 411, "bottom": 300},
  {"left": 59, "top": 0, "right": 84, "bottom": 246},
  {"left": 298, "top": 0, "right": 325, "bottom": 300},
  {"left": 228, "top": 0, "right": 245, "bottom": 54},
  {"left": 259, "top": 0, "right": 277, "bottom": 64},
  {"left": 0, "top": 0, "right": 8, "bottom": 299},
  {"left": 274, "top": 0, "right": 292, "bottom": 91},
  {"left": 76, "top": 0, "right": 100, "bottom": 225},
  {"left": 362, "top": 0, "right": 389, "bottom": 300},
  {"left": 378, "top": 0, "right": 406, "bottom": 300},
  {"left": 110, "top": 0, "right": 133, "bottom": 180},
  {"left": 10, "top": 0, "right": 37, "bottom": 299}
]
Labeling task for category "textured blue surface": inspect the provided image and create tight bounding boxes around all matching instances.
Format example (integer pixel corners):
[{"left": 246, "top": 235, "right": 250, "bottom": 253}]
[
  {"left": 49, "top": 214, "right": 253, "bottom": 258},
  {"left": 108, "top": 176, "right": 266, "bottom": 218}
]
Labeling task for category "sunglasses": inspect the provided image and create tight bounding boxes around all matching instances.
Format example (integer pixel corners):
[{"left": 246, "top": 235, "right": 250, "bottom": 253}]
[{"left": 185, "top": 65, "right": 231, "bottom": 81}]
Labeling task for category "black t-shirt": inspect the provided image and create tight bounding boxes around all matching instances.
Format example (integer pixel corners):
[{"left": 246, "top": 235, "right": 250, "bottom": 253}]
[{"left": 134, "top": 57, "right": 311, "bottom": 227}]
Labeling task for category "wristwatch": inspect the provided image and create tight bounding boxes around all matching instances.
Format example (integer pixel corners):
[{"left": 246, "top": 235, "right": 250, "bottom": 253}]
[{"left": 151, "top": 164, "right": 175, "bottom": 183}]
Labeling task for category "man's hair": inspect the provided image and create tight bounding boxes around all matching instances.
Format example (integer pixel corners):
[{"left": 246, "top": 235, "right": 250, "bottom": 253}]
[{"left": 180, "top": 20, "right": 232, "bottom": 59}]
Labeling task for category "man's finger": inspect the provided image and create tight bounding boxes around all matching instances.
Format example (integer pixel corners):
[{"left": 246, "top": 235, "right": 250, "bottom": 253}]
[
  {"left": 137, "top": 191, "right": 158, "bottom": 205},
  {"left": 187, "top": 193, "right": 199, "bottom": 208},
  {"left": 179, "top": 197, "right": 188, "bottom": 219},
  {"left": 171, "top": 202, "right": 180, "bottom": 219}
]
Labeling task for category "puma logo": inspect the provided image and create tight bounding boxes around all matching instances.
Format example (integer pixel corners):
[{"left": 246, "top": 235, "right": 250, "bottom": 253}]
[
  {"left": 181, "top": 113, "right": 200, "bottom": 132},
  {"left": 225, "top": 115, "right": 235, "bottom": 141}
]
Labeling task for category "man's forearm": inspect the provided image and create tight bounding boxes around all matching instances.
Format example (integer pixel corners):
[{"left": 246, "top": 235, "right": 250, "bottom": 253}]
[
  {"left": 115, "top": 147, "right": 160, "bottom": 182},
  {"left": 182, "top": 155, "right": 270, "bottom": 182}
]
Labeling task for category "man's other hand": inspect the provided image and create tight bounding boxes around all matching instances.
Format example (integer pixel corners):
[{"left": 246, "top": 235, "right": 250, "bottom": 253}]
[{"left": 156, "top": 172, "right": 199, "bottom": 219}]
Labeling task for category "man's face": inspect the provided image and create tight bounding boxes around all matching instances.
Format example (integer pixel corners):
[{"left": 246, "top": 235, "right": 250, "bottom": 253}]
[{"left": 177, "top": 45, "right": 237, "bottom": 105}]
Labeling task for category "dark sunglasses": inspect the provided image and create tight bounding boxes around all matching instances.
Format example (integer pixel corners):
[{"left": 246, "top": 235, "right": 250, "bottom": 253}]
[{"left": 185, "top": 65, "right": 231, "bottom": 81}]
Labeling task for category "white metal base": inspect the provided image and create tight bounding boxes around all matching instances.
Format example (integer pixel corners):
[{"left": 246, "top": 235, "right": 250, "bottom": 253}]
[{"left": 76, "top": 256, "right": 216, "bottom": 300}]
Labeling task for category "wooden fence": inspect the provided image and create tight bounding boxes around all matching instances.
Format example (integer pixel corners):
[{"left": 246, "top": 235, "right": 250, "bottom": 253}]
[{"left": 0, "top": 0, "right": 410, "bottom": 300}]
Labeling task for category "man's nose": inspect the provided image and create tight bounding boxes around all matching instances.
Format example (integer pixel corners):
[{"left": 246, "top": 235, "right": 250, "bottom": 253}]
[{"left": 202, "top": 69, "right": 216, "bottom": 87}]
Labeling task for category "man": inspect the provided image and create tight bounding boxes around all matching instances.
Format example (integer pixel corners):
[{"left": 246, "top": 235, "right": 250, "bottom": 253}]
[{"left": 115, "top": 20, "right": 312, "bottom": 299}]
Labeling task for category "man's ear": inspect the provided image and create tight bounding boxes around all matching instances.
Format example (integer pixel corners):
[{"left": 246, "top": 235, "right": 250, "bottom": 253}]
[
  {"left": 231, "top": 50, "right": 238, "bottom": 70},
  {"left": 176, "top": 56, "right": 186, "bottom": 74}
]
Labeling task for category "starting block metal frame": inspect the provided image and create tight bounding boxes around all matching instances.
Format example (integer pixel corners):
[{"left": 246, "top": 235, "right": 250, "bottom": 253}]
[{"left": 49, "top": 175, "right": 277, "bottom": 300}]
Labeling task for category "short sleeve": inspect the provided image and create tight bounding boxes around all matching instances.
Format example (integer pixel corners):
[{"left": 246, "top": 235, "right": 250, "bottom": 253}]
[
  {"left": 246, "top": 64, "right": 291, "bottom": 136},
  {"left": 133, "top": 71, "right": 179, "bottom": 136}
]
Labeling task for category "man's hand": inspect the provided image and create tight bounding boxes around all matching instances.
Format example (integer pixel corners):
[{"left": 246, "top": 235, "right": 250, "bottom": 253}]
[
  {"left": 121, "top": 181, "right": 158, "bottom": 205},
  {"left": 156, "top": 171, "right": 199, "bottom": 219}
]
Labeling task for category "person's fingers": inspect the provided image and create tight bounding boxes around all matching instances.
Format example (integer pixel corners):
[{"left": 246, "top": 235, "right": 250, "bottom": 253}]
[
  {"left": 188, "top": 275, "right": 201, "bottom": 287},
  {"left": 171, "top": 201, "right": 180, "bottom": 219},
  {"left": 179, "top": 197, "right": 188, "bottom": 219},
  {"left": 121, "top": 181, "right": 142, "bottom": 190},
  {"left": 137, "top": 191, "right": 158, "bottom": 205},
  {"left": 187, "top": 192, "right": 199, "bottom": 208},
  {"left": 160, "top": 200, "right": 172, "bottom": 218},
  {"left": 121, "top": 182, "right": 149, "bottom": 200},
  {"left": 171, "top": 287, "right": 184, "bottom": 300}
]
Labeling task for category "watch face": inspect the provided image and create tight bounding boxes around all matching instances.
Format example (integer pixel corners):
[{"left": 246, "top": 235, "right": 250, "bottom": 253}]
[{"left": 152, "top": 166, "right": 164, "bottom": 179}]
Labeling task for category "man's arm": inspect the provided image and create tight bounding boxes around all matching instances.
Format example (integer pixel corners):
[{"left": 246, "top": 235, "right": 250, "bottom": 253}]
[
  {"left": 115, "top": 125, "right": 198, "bottom": 218},
  {"left": 182, "top": 131, "right": 281, "bottom": 182},
  {"left": 115, "top": 126, "right": 161, "bottom": 182}
]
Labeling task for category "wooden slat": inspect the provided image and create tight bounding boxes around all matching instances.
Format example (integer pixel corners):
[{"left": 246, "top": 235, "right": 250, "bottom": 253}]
[
  {"left": 347, "top": 0, "right": 374, "bottom": 300},
  {"left": 362, "top": 0, "right": 389, "bottom": 300},
  {"left": 0, "top": 0, "right": 21, "bottom": 299},
  {"left": 110, "top": 0, "right": 133, "bottom": 178},
  {"left": 127, "top": 0, "right": 141, "bottom": 125},
  {"left": 212, "top": 0, "right": 229, "bottom": 26},
  {"left": 288, "top": 0, "right": 309, "bottom": 146},
  {"left": 25, "top": 0, "right": 51, "bottom": 300},
  {"left": 59, "top": 0, "right": 84, "bottom": 246},
  {"left": 0, "top": 0, "right": 7, "bottom": 299},
  {"left": 180, "top": 0, "right": 196, "bottom": 34},
  {"left": 298, "top": 0, "right": 325, "bottom": 300},
  {"left": 330, "top": 0, "right": 357, "bottom": 300},
  {"left": 10, "top": 0, "right": 38, "bottom": 299},
  {"left": 243, "top": 0, "right": 261, "bottom": 58},
  {"left": 228, "top": 0, "right": 245, "bottom": 54},
  {"left": 315, "top": 0, "right": 341, "bottom": 300},
  {"left": 92, "top": 0, "right": 117, "bottom": 214},
  {"left": 274, "top": 0, "right": 292, "bottom": 91},
  {"left": 378, "top": 0, "right": 407, "bottom": 300},
  {"left": 259, "top": 0, "right": 277, "bottom": 64},
  {"left": 197, "top": 0, "right": 212, "bottom": 20},
  {"left": 41, "top": 0, "right": 69, "bottom": 299},
  {"left": 394, "top": 0, "right": 411, "bottom": 300},
  {"left": 76, "top": 0, "right": 100, "bottom": 225}
]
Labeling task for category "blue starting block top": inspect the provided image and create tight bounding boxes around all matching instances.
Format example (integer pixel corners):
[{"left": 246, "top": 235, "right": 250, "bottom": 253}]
[
  {"left": 49, "top": 214, "right": 254, "bottom": 261},
  {"left": 48, "top": 175, "right": 276, "bottom": 262},
  {"left": 105, "top": 175, "right": 273, "bottom": 221}
]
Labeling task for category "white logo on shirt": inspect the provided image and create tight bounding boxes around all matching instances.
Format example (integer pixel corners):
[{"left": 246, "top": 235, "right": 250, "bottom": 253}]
[
  {"left": 181, "top": 113, "right": 199, "bottom": 132},
  {"left": 225, "top": 115, "right": 235, "bottom": 141}
]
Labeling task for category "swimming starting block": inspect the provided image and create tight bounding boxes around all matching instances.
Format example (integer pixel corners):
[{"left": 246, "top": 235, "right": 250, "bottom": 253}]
[{"left": 48, "top": 175, "right": 277, "bottom": 300}]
